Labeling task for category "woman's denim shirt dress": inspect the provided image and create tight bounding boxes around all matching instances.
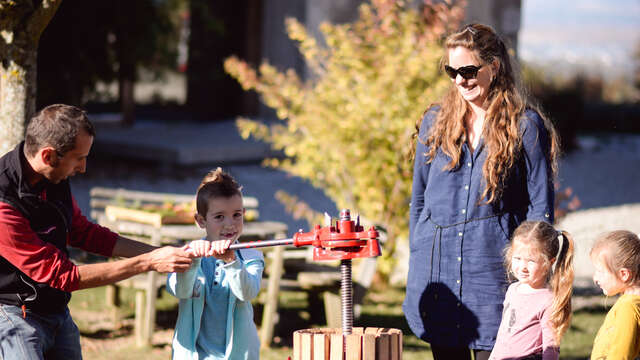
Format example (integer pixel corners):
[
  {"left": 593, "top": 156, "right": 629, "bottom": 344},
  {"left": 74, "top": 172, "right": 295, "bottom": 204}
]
[{"left": 403, "top": 107, "right": 554, "bottom": 350}]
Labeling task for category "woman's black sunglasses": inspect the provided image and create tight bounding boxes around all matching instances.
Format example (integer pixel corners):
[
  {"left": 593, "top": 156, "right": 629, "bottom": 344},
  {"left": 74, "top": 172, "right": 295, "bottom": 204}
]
[{"left": 444, "top": 64, "right": 483, "bottom": 80}]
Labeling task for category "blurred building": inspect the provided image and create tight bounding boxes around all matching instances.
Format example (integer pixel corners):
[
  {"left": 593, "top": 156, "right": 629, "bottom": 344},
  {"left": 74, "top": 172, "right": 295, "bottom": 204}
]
[
  {"left": 188, "top": 0, "right": 521, "bottom": 120},
  {"left": 464, "top": 0, "right": 521, "bottom": 55},
  {"left": 261, "top": 0, "right": 521, "bottom": 77}
]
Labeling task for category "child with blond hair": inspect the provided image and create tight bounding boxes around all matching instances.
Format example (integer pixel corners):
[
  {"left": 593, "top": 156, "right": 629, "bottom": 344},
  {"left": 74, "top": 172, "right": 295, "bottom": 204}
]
[
  {"left": 590, "top": 230, "right": 640, "bottom": 360},
  {"left": 490, "top": 221, "right": 574, "bottom": 360},
  {"left": 166, "top": 168, "right": 264, "bottom": 359}
]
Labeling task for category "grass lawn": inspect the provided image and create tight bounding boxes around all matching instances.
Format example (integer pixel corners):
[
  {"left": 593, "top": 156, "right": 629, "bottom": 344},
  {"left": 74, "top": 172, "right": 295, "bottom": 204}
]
[{"left": 69, "top": 283, "right": 605, "bottom": 359}]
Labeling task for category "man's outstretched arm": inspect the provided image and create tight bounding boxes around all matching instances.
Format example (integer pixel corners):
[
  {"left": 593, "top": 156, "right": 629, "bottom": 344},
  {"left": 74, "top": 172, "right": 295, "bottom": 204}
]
[
  {"left": 76, "top": 245, "right": 194, "bottom": 290},
  {"left": 110, "top": 235, "right": 157, "bottom": 258}
]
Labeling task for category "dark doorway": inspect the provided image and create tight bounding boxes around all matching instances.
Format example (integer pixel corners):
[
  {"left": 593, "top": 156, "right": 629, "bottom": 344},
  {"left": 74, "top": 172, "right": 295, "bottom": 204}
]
[{"left": 186, "top": 0, "right": 262, "bottom": 121}]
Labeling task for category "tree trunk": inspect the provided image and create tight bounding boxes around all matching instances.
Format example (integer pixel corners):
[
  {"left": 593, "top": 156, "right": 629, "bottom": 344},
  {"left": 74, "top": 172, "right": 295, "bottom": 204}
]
[
  {"left": 0, "top": 44, "right": 37, "bottom": 155},
  {"left": 115, "top": 0, "right": 136, "bottom": 127},
  {"left": 0, "top": 0, "right": 63, "bottom": 156},
  {"left": 186, "top": 0, "right": 259, "bottom": 120},
  {"left": 119, "top": 77, "right": 135, "bottom": 127}
]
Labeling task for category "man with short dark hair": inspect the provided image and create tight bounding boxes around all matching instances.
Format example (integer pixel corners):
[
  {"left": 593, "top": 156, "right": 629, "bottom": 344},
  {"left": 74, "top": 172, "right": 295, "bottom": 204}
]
[{"left": 0, "top": 104, "right": 195, "bottom": 359}]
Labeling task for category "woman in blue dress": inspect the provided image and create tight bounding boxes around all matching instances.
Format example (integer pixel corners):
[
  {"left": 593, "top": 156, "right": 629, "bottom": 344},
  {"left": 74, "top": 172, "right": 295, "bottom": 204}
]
[{"left": 403, "top": 23, "right": 560, "bottom": 360}]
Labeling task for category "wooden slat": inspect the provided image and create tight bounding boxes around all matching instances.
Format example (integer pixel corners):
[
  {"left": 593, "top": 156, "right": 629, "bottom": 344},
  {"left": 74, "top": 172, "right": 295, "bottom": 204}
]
[
  {"left": 90, "top": 186, "right": 258, "bottom": 208},
  {"left": 376, "top": 333, "right": 389, "bottom": 360},
  {"left": 313, "top": 333, "right": 329, "bottom": 360},
  {"left": 389, "top": 331, "right": 399, "bottom": 360},
  {"left": 364, "top": 327, "right": 378, "bottom": 335},
  {"left": 293, "top": 331, "right": 302, "bottom": 360},
  {"left": 106, "top": 206, "right": 164, "bottom": 227},
  {"left": 362, "top": 334, "right": 376, "bottom": 360},
  {"left": 90, "top": 187, "right": 196, "bottom": 204},
  {"left": 330, "top": 333, "right": 343, "bottom": 360},
  {"left": 345, "top": 334, "right": 361, "bottom": 360},
  {"left": 389, "top": 329, "right": 402, "bottom": 358},
  {"left": 302, "top": 332, "right": 313, "bottom": 360}
]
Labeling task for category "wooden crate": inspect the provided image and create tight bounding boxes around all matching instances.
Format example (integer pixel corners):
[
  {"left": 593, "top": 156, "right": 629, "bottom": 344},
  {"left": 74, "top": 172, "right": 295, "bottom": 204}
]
[{"left": 292, "top": 327, "right": 402, "bottom": 360}]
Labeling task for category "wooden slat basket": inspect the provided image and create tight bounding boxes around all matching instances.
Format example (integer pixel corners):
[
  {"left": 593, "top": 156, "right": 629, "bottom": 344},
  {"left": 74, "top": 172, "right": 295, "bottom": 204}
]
[{"left": 292, "top": 327, "right": 402, "bottom": 360}]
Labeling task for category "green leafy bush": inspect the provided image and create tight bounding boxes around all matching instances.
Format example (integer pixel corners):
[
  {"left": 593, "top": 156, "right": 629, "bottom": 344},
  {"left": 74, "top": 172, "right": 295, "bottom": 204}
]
[{"left": 225, "top": 0, "right": 464, "bottom": 275}]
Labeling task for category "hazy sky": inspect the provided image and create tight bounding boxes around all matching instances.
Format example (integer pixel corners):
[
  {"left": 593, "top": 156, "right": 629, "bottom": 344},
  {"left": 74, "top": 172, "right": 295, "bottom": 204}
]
[{"left": 519, "top": 0, "right": 640, "bottom": 78}]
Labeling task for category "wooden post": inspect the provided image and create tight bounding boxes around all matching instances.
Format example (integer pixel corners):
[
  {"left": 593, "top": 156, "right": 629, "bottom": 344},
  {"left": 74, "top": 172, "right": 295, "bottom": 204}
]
[
  {"left": 105, "top": 284, "right": 121, "bottom": 329},
  {"left": 134, "top": 290, "right": 145, "bottom": 347},
  {"left": 142, "top": 270, "right": 158, "bottom": 345},
  {"left": 105, "top": 284, "right": 119, "bottom": 307},
  {"left": 323, "top": 290, "right": 342, "bottom": 329},
  {"left": 260, "top": 241, "right": 285, "bottom": 347},
  {"left": 293, "top": 327, "right": 402, "bottom": 360},
  {"left": 137, "top": 227, "right": 161, "bottom": 347}
]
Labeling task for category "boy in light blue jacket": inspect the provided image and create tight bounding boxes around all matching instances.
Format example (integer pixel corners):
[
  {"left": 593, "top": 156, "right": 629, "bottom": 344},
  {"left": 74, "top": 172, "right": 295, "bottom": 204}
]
[{"left": 166, "top": 168, "right": 264, "bottom": 360}]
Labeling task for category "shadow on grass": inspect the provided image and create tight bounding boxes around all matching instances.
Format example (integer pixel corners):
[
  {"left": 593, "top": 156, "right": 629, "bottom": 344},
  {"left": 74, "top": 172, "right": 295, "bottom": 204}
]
[
  {"left": 574, "top": 305, "right": 609, "bottom": 314},
  {"left": 156, "top": 308, "right": 179, "bottom": 330},
  {"left": 80, "top": 325, "right": 133, "bottom": 339}
]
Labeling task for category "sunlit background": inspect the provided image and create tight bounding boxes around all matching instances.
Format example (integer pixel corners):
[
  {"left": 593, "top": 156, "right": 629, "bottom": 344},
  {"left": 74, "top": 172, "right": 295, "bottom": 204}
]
[
  {"left": 518, "top": 0, "right": 640, "bottom": 106},
  {"left": 520, "top": 0, "right": 639, "bottom": 80},
  {"left": 6, "top": 1, "right": 637, "bottom": 358}
]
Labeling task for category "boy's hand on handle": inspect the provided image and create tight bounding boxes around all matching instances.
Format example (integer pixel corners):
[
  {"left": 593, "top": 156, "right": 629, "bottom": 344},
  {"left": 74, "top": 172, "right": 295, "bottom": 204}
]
[
  {"left": 147, "top": 245, "right": 195, "bottom": 273},
  {"left": 211, "top": 239, "right": 236, "bottom": 263},
  {"left": 186, "top": 240, "right": 212, "bottom": 257}
]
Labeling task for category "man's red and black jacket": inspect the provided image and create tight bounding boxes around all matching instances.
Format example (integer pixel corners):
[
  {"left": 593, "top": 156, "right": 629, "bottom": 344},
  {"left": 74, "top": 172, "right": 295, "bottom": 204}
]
[{"left": 0, "top": 142, "right": 117, "bottom": 313}]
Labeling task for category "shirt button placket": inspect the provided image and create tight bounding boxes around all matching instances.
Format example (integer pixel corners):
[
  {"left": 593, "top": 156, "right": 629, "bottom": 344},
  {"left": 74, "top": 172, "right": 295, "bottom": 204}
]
[
  {"left": 458, "top": 156, "right": 473, "bottom": 300},
  {"left": 456, "top": 226, "right": 464, "bottom": 299}
]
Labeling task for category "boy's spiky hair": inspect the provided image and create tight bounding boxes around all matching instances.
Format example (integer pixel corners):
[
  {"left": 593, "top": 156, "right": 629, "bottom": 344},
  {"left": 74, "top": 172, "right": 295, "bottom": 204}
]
[{"left": 196, "top": 167, "right": 242, "bottom": 215}]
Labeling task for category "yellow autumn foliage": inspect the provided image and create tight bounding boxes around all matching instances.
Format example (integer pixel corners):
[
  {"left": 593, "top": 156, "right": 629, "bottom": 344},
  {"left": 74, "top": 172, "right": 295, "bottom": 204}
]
[{"left": 225, "top": 1, "right": 464, "bottom": 268}]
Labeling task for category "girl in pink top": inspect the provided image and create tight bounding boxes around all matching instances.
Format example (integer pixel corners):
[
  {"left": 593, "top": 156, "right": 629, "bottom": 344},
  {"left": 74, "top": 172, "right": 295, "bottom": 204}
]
[{"left": 490, "top": 221, "right": 575, "bottom": 360}]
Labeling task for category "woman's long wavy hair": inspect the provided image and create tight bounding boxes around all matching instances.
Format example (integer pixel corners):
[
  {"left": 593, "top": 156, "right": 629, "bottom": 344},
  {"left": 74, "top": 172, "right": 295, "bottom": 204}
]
[
  {"left": 504, "top": 221, "right": 575, "bottom": 343},
  {"left": 418, "top": 23, "right": 559, "bottom": 203}
]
